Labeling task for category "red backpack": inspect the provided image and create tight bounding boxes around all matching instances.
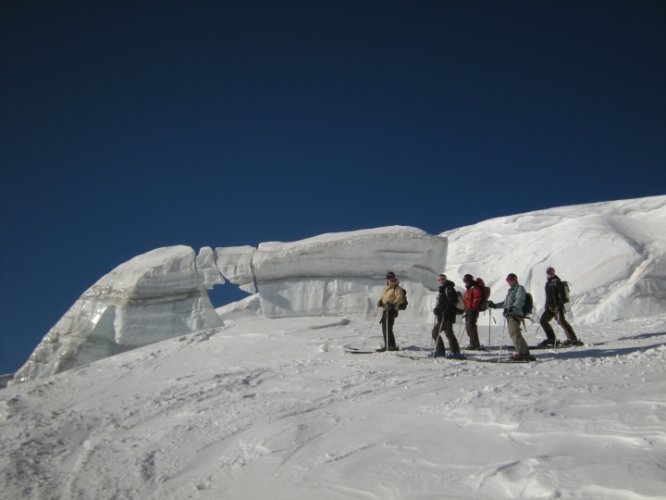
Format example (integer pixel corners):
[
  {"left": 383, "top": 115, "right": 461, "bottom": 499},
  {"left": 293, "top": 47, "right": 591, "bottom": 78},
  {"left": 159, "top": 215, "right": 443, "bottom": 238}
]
[{"left": 476, "top": 278, "right": 491, "bottom": 311}]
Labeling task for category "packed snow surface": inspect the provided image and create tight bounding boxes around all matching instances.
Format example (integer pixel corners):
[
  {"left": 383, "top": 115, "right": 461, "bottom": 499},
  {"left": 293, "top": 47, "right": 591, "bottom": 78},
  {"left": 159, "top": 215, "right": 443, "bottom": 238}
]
[{"left": 1, "top": 313, "right": 665, "bottom": 499}]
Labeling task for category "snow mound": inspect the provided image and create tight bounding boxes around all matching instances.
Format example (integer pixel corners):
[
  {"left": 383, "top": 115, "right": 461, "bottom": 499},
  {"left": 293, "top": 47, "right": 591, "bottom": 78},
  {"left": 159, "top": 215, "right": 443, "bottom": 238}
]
[{"left": 443, "top": 195, "right": 666, "bottom": 323}]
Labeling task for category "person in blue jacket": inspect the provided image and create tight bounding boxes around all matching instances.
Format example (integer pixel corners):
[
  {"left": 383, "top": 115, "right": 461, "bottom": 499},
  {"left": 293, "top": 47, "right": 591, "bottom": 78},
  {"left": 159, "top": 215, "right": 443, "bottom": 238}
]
[{"left": 488, "top": 273, "right": 534, "bottom": 361}]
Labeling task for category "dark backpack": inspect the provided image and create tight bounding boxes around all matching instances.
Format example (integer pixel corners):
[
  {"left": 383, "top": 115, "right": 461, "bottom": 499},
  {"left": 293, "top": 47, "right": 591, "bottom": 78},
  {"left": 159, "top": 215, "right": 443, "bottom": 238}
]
[
  {"left": 455, "top": 290, "right": 465, "bottom": 315},
  {"left": 522, "top": 292, "right": 534, "bottom": 317},
  {"left": 561, "top": 281, "right": 571, "bottom": 304},
  {"left": 398, "top": 287, "right": 408, "bottom": 310},
  {"left": 476, "top": 278, "right": 491, "bottom": 311}
]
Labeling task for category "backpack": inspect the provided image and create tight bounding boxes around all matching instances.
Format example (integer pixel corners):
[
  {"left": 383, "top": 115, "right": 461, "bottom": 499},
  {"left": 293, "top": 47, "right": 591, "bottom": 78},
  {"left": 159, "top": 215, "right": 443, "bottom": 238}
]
[
  {"left": 475, "top": 278, "right": 491, "bottom": 311},
  {"left": 398, "top": 287, "right": 408, "bottom": 310},
  {"left": 455, "top": 291, "right": 465, "bottom": 315},
  {"left": 561, "top": 281, "right": 571, "bottom": 304},
  {"left": 522, "top": 292, "right": 534, "bottom": 317}
]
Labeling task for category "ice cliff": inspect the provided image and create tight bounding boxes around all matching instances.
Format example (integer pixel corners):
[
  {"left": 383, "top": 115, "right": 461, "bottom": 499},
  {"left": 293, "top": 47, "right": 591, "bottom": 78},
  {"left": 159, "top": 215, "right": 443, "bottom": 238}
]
[
  {"left": 14, "top": 246, "right": 224, "bottom": 381},
  {"left": 15, "top": 227, "right": 446, "bottom": 381}
]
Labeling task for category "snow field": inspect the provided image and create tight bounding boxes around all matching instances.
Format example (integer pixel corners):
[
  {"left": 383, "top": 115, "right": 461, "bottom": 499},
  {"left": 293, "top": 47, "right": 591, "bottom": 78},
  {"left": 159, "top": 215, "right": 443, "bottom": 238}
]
[{"left": 2, "top": 312, "right": 665, "bottom": 499}]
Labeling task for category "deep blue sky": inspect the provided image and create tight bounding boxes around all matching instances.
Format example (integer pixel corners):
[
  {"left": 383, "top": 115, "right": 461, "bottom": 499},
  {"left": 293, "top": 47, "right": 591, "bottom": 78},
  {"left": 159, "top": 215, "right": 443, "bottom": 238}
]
[{"left": 1, "top": 1, "right": 664, "bottom": 374}]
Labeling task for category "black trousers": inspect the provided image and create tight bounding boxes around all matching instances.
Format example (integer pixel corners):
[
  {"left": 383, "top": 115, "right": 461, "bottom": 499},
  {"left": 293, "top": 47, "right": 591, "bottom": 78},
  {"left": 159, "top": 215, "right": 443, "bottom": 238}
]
[
  {"left": 432, "top": 316, "right": 461, "bottom": 354},
  {"left": 380, "top": 309, "right": 397, "bottom": 349},
  {"left": 540, "top": 306, "right": 577, "bottom": 341}
]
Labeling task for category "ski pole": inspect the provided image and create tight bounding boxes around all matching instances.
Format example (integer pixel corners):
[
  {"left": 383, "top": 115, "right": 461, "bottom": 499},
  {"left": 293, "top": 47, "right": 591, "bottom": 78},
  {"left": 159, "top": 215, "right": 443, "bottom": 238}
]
[
  {"left": 457, "top": 315, "right": 466, "bottom": 347},
  {"left": 497, "top": 317, "right": 507, "bottom": 362},
  {"left": 532, "top": 324, "right": 542, "bottom": 346},
  {"left": 431, "top": 316, "right": 440, "bottom": 352},
  {"left": 383, "top": 309, "right": 388, "bottom": 350},
  {"left": 361, "top": 308, "right": 382, "bottom": 350}
]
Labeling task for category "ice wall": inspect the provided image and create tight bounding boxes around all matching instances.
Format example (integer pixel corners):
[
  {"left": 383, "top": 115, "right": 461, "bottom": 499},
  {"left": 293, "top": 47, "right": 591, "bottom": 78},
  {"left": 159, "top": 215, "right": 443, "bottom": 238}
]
[
  {"left": 14, "top": 246, "right": 224, "bottom": 382},
  {"left": 249, "top": 226, "right": 447, "bottom": 318}
]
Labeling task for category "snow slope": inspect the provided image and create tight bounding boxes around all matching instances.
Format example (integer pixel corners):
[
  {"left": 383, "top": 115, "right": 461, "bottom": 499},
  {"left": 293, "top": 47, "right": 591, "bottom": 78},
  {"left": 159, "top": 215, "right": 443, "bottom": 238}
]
[
  {"left": 443, "top": 196, "right": 666, "bottom": 323},
  {"left": 1, "top": 313, "right": 665, "bottom": 499}
]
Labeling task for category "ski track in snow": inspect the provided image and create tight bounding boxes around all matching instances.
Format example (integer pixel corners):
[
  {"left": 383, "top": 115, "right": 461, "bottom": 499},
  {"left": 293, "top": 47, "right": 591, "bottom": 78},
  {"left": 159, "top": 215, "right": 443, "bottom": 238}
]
[{"left": 1, "top": 315, "right": 666, "bottom": 499}]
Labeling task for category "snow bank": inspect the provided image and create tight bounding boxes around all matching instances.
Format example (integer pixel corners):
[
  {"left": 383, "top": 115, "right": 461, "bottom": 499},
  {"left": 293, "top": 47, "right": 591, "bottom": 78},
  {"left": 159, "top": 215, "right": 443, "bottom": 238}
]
[{"left": 443, "top": 195, "right": 666, "bottom": 323}]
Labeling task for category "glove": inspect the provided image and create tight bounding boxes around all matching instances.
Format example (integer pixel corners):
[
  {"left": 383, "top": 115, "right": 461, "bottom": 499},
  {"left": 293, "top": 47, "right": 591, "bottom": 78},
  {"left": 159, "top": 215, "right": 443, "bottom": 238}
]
[
  {"left": 433, "top": 307, "right": 440, "bottom": 315},
  {"left": 488, "top": 300, "right": 495, "bottom": 309},
  {"left": 387, "top": 303, "right": 396, "bottom": 311},
  {"left": 377, "top": 300, "right": 383, "bottom": 307}
]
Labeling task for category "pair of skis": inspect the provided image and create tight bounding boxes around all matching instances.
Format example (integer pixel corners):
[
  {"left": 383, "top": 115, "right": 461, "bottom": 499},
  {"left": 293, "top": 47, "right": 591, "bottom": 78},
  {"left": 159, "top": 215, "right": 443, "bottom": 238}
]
[{"left": 343, "top": 344, "right": 542, "bottom": 363}]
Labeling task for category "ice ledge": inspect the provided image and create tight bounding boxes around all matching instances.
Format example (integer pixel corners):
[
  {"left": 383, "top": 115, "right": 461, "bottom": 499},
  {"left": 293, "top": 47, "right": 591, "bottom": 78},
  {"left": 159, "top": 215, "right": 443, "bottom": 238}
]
[
  {"left": 14, "top": 227, "right": 447, "bottom": 382},
  {"left": 14, "top": 246, "right": 224, "bottom": 382}
]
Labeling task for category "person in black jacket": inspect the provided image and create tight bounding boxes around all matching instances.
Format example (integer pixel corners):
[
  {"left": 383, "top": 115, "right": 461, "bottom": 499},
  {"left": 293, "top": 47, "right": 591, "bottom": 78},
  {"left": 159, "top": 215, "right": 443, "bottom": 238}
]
[
  {"left": 539, "top": 267, "right": 582, "bottom": 347},
  {"left": 431, "top": 274, "right": 464, "bottom": 359}
]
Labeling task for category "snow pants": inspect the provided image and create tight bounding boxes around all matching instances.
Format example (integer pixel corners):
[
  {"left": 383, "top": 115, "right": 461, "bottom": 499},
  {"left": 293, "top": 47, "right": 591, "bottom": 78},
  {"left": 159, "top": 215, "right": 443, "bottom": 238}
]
[
  {"left": 432, "top": 317, "right": 461, "bottom": 354},
  {"left": 540, "top": 306, "right": 578, "bottom": 342},
  {"left": 380, "top": 309, "right": 398, "bottom": 349},
  {"left": 465, "top": 311, "right": 481, "bottom": 349},
  {"left": 507, "top": 315, "right": 530, "bottom": 356}
]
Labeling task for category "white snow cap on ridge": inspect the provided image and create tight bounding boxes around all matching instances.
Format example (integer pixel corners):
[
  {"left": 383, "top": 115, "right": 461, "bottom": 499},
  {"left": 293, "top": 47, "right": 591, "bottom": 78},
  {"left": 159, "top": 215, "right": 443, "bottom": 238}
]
[{"left": 442, "top": 195, "right": 666, "bottom": 323}]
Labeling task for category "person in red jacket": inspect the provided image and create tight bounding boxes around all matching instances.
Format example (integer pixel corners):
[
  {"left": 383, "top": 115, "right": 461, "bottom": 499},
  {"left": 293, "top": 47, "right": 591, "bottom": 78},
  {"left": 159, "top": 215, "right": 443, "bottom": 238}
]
[{"left": 462, "top": 274, "right": 483, "bottom": 349}]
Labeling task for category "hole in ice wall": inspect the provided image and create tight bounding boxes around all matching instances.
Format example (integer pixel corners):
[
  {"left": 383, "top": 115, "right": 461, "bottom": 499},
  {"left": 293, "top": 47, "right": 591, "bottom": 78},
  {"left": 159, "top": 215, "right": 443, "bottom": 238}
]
[{"left": 207, "top": 282, "right": 249, "bottom": 308}]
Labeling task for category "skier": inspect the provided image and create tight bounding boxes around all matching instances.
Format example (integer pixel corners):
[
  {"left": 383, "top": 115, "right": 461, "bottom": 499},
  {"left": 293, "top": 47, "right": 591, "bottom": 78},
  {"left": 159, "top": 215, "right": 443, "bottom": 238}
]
[
  {"left": 539, "top": 267, "right": 583, "bottom": 347},
  {"left": 432, "top": 274, "right": 464, "bottom": 359},
  {"left": 488, "top": 273, "right": 535, "bottom": 361},
  {"left": 462, "top": 274, "right": 483, "bottom": 350},
  {"left": 376, "top": 271, "right": 405, "bottom": 351}
]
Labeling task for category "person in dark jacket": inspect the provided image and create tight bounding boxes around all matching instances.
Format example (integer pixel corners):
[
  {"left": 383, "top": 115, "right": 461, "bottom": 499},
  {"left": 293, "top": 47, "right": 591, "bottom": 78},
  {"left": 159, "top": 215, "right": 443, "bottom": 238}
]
[
  {"left": 432, "top": 274, "right": 464, "bottom": 359},
  {"left": 462, "top": 274, "right": 483, "bottom": 349},
  {"left": 539, "top": 267, "right": 582, "bottom": 347}
]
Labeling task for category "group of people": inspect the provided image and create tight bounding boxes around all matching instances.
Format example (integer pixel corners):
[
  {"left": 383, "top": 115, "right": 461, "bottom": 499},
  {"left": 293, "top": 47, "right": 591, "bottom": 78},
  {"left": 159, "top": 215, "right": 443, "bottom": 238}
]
[{"left": 375, "top": 267, "right": 582, "bottom": 361}]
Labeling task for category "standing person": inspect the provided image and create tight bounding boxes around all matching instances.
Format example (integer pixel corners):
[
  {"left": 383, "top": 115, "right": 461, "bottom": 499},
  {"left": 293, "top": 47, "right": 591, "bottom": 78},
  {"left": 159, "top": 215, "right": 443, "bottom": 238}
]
[
  {"left": 376, "top": 271, "right": 405, "bottom": 351},
  {"left": 432, "top": 274, "right": 464, "bottom": 359},
  {"left": 539, "top": 267, "right": 583, "bottom": 347},
  {"left": 488, "top": 273, "right": 534, "bottom": 361},
  {"left": 462, "top": 274, "right": 482, "bottom": 350}
]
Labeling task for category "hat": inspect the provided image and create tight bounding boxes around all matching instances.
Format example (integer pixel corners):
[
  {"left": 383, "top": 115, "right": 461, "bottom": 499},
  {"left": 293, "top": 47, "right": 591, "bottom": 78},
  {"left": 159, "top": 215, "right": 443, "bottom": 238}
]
[
  {"left": 546, "top": 267, "right": 555, "bottom": 274},
  {"left": 438, "top": 273, "right": 446, "bottom": 279},
  {"left": 386, "top": 271, "right": 396, "bottom": 279},
  {"left": 463, "top": 274, "right": 474, "bottom": 283},
  {"left": 506, "top": 273, "right": 518, "bottom": 281}
]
